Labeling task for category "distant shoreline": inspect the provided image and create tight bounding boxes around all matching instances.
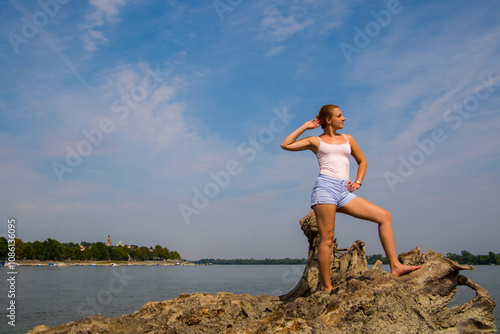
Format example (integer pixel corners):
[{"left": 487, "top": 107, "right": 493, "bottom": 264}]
[{"left": 5, "top": 259, "right": 194, "bottom": 267}]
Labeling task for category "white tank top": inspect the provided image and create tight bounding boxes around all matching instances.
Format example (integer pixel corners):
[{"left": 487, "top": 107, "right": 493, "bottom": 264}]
[{"left": 315, "top": 134, "right": 351, "bottom": 180}]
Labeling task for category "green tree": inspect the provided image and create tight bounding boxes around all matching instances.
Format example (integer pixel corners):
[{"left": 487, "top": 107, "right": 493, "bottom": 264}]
[
  {"left": 63, "top": 242, "right": 79, "bottom": 248},
  {"left": 111, "top": 246, "right": 129, "bottom": 261},
  {"left": 446, "top": 252, "right": 459, "bottom": 263},
  {"left": 23, "top": 242, "right": 35, "bottom": 259},
  {"left": 124, "top": 246, "right": 136, "bottom": 259},
  {"left": 460, "top": 250, "right": 475, "bottom": 265},
  {"left": 136, "top": 246, "right": 151, "bottom": 260},
  {"left": 169, "top": 251, "right": 181, "bottom": 260},
  {"left": 43, "top": 238, "right": 65, "bottom": 260},
  {"left": 0, "top": 237, "right": 7, "bottom": 258},
  {"left": 487, "top": 252, "right": 497, "bottom": 265},
  {"left": 366, "top": 254, "right": 388, "bottom": 265},
  {"left": 71, "top": 247, "right": 86, "bottom": 260},
  {"left": 89, "top": 242, "right": 109, "bottom": 260},
  {"left": 152, "top": 245, "right": 167, "bottom": 259},
  {"left": 82, "top": 248, "right": 92, "bottom": 260},
  {"left": 80, "top": 241, "right": 93, "bottom": 248},
  {"left": 13, "top": 238, "right": 24, "bottom": 259},
  {"left": 32, "top": 240, "right": 46, "bottom": 260}
]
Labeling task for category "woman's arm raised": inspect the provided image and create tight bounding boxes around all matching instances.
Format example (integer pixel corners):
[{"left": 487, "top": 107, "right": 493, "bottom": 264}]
[{"left": 280, "top": 119, "right": 320, "bottom": 152}]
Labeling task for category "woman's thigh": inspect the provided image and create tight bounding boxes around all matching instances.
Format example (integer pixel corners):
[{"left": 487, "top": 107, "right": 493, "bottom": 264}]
[
  {"left": 336, "top": 196, "right": 389, "bottom": 224},
  {"left": 313, "top": 204, "right": 337, "bottom": 239}
]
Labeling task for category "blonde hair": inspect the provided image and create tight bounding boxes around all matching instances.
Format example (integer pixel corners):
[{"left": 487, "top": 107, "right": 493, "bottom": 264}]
[{"left": 315, "top": 104, "right": 340, "bottom": 129}]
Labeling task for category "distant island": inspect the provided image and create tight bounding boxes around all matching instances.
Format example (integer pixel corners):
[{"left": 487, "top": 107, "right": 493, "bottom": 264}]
[
  {"left": 195, "top": 250, "right": 500, "bottom": 266},
  {"left": 2, "top": 236, "right": 498, "bottom": 266},
  {"left": 0, "top": 236, "right": 181, "bottom": 262},
  {"left": 366, "top": 251, "right": 500, "bottom": 266},
  {"left": 194, "top": 258, "right": 307, "bottom": 265}
]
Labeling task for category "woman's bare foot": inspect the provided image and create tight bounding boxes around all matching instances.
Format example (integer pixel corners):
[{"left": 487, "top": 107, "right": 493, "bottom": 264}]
[{"left": 391, "top": 264, "right": 421, "bottom": 276}]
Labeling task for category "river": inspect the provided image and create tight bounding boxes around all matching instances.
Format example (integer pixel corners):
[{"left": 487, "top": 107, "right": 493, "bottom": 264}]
[{"left": 0, "top": 264, "right": 498, "bottom": 333}]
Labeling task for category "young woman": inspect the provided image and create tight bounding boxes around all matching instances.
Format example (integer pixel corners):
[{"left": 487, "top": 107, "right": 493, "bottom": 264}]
[{"left": 280, "top": 104, "right": 421, "bottom": 293}]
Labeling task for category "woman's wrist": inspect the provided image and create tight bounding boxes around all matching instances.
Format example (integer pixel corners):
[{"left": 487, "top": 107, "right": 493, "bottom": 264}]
[{"left": 299, "top": 124, "right": 309, "bottom": 131}]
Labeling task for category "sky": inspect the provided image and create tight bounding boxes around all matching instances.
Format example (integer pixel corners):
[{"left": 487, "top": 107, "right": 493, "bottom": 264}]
[{"left": 1, "top": 0, "right": 499, "bottom": 261}]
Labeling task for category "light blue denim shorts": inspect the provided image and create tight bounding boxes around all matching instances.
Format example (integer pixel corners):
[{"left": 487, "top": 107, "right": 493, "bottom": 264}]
[{"left": 310, "top": 174, "right": 356, "bottom": 208}]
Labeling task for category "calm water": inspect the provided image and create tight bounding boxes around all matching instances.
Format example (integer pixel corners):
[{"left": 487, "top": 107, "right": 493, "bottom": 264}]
[{"left": 0, "top": 264, "right": 498, "bottom": 334}]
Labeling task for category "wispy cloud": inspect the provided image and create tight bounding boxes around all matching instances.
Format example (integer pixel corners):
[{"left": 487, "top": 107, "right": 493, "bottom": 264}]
[
  {"left": 256, "top": 0, "right": 348, "bottom": 42},
  {"left": 1, "top": 1, "right": 499, "bottom": 259},
  {"left": 81, "top": 0, "right": 129, "bottom": 52}
]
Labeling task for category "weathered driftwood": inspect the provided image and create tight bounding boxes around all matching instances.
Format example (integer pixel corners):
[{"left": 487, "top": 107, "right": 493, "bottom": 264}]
[{"left": 29, "top": 211, "right": 496, "bottom": 333}]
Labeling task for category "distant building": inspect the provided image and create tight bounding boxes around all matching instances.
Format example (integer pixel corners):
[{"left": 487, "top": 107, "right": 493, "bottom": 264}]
[
  {"left": 117, "top": 241, "right": 123, "bottom": 247},
  {"left": 107, "top": 235, "right": 112, "bottom": 247}
]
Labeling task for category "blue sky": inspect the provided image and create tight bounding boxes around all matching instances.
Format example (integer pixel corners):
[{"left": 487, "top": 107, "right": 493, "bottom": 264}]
[{"left": 1, "top": 0, "right": 499, "bottom": 261}]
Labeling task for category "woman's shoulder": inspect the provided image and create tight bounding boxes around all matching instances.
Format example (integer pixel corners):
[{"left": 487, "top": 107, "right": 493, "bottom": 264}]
[
  {"left": 307, "top": 135, "right": 321, "bottom": 145},
  {"left": 302, "top": 135, "right": 320, "bottom": 152},
  {"left": 343, "top": 133, "right": 356, "bottom": 141},
  {"left": 342, "top": 133, "right": 357, "bottom": 146}
]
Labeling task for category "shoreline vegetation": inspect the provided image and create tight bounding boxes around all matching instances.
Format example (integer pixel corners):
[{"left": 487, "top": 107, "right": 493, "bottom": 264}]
[
  {"left": 193, "top": 250, "right": 500, "bottom": 266},
  {"left": 0, "top": 236, "right": 182, "bottom": 263},
  {"left": 365, "top": 251, "right": 500, "bottom": 266},
  {"left": 194, "top": 258, "right": 308, "bottom": 265},
  {"left": 2, "top": 236, "right": 498, "bottom": 266}
]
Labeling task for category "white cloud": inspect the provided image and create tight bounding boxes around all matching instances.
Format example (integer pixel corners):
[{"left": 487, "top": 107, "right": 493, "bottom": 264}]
[
  {"left": 256, "top": 0, "right": 348, "bottom": 42},
  {"left": 259, "top": 5, "right": 313, "bottom": 42},
  {"left": 1, "top": 1, "right": 499, "bottom": 259},
  {"left": 343, "top": 12, "right": 500, "bottom": 154},
  {"left": 81, "top": 0, "right": 129, "bottom": 52},
  {"left": 82, "top": 29, "right": 107, "bottom": 52},
  {"left": 89, "top": 0, "right": 129, "bottom": 19},
  {"left": 265, "top": 45, "right": 287, "bottom": 57}
]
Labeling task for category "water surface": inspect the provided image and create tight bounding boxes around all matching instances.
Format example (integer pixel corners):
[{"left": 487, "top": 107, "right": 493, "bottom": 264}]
[{"left": 0, "top": 264, "right": 497, "bottom": 334}]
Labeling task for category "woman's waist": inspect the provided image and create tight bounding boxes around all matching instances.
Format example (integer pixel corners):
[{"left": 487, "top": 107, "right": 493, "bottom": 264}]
[
  {"left": 316, "top": 173, "right": 349, "bottom": 184},
  {"left": 318, "top": 169, "right": 349, "bottom": 181}
]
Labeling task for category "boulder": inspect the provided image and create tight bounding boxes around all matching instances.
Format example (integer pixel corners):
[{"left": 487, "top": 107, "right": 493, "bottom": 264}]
[{"left": 28, "top": 211, "right": 496, "bottom": 333}]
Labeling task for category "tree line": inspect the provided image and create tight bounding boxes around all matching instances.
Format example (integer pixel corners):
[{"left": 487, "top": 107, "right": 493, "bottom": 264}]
[
  {"left": 367, "top": 251, "right": 500, "bottom": 265},
  {"left": 195, "top": 258, "right": 307, "bottom": 265},
  {"left": 445, "top": 250, "right": 499, "bottom": 265},
  {"left": 0, "top": 237, "right": 181, "bottom": 262},
  {"left": 197, "top": 251, "right": 500, "bottom": 266}
]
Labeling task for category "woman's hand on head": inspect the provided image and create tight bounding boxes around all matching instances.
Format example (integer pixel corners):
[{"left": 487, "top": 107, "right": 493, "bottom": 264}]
[{"left": 302, "top": 119, "right": 321, "bottom": 130}]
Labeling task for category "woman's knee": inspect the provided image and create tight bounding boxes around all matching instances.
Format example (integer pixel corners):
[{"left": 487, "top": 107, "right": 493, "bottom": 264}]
[
  {"left": 379, "top": 209, "right": 391, "bottom": 224},
  {"left": 319, "top": 236, "right": 334, "bottom": 247}
]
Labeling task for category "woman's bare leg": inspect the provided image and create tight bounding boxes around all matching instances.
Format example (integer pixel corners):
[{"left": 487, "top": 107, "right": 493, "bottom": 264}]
[
  {"left": 312, "top": 204, "right": 337, "bottom": 292},
  {"left": 337, "top": 197, "right": 421, "bottom": 276}
]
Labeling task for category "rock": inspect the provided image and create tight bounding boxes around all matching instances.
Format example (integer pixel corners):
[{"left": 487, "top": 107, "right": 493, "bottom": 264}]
[
  {"left": 29, "top": 325, "right": 51, "bottom": 333},
  {"left": 28, "top": 211, "right": 496, "bottom": 333}
]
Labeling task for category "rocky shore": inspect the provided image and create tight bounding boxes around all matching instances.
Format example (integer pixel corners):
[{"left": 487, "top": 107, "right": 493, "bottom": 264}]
[{"left": 28, "top": 211, "right": 497, "bottom": 333}]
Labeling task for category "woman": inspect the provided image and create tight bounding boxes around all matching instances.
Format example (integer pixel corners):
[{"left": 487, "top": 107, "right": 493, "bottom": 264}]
[{"left": 280, "top": 104, "right": 421, "bottom": 293}]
